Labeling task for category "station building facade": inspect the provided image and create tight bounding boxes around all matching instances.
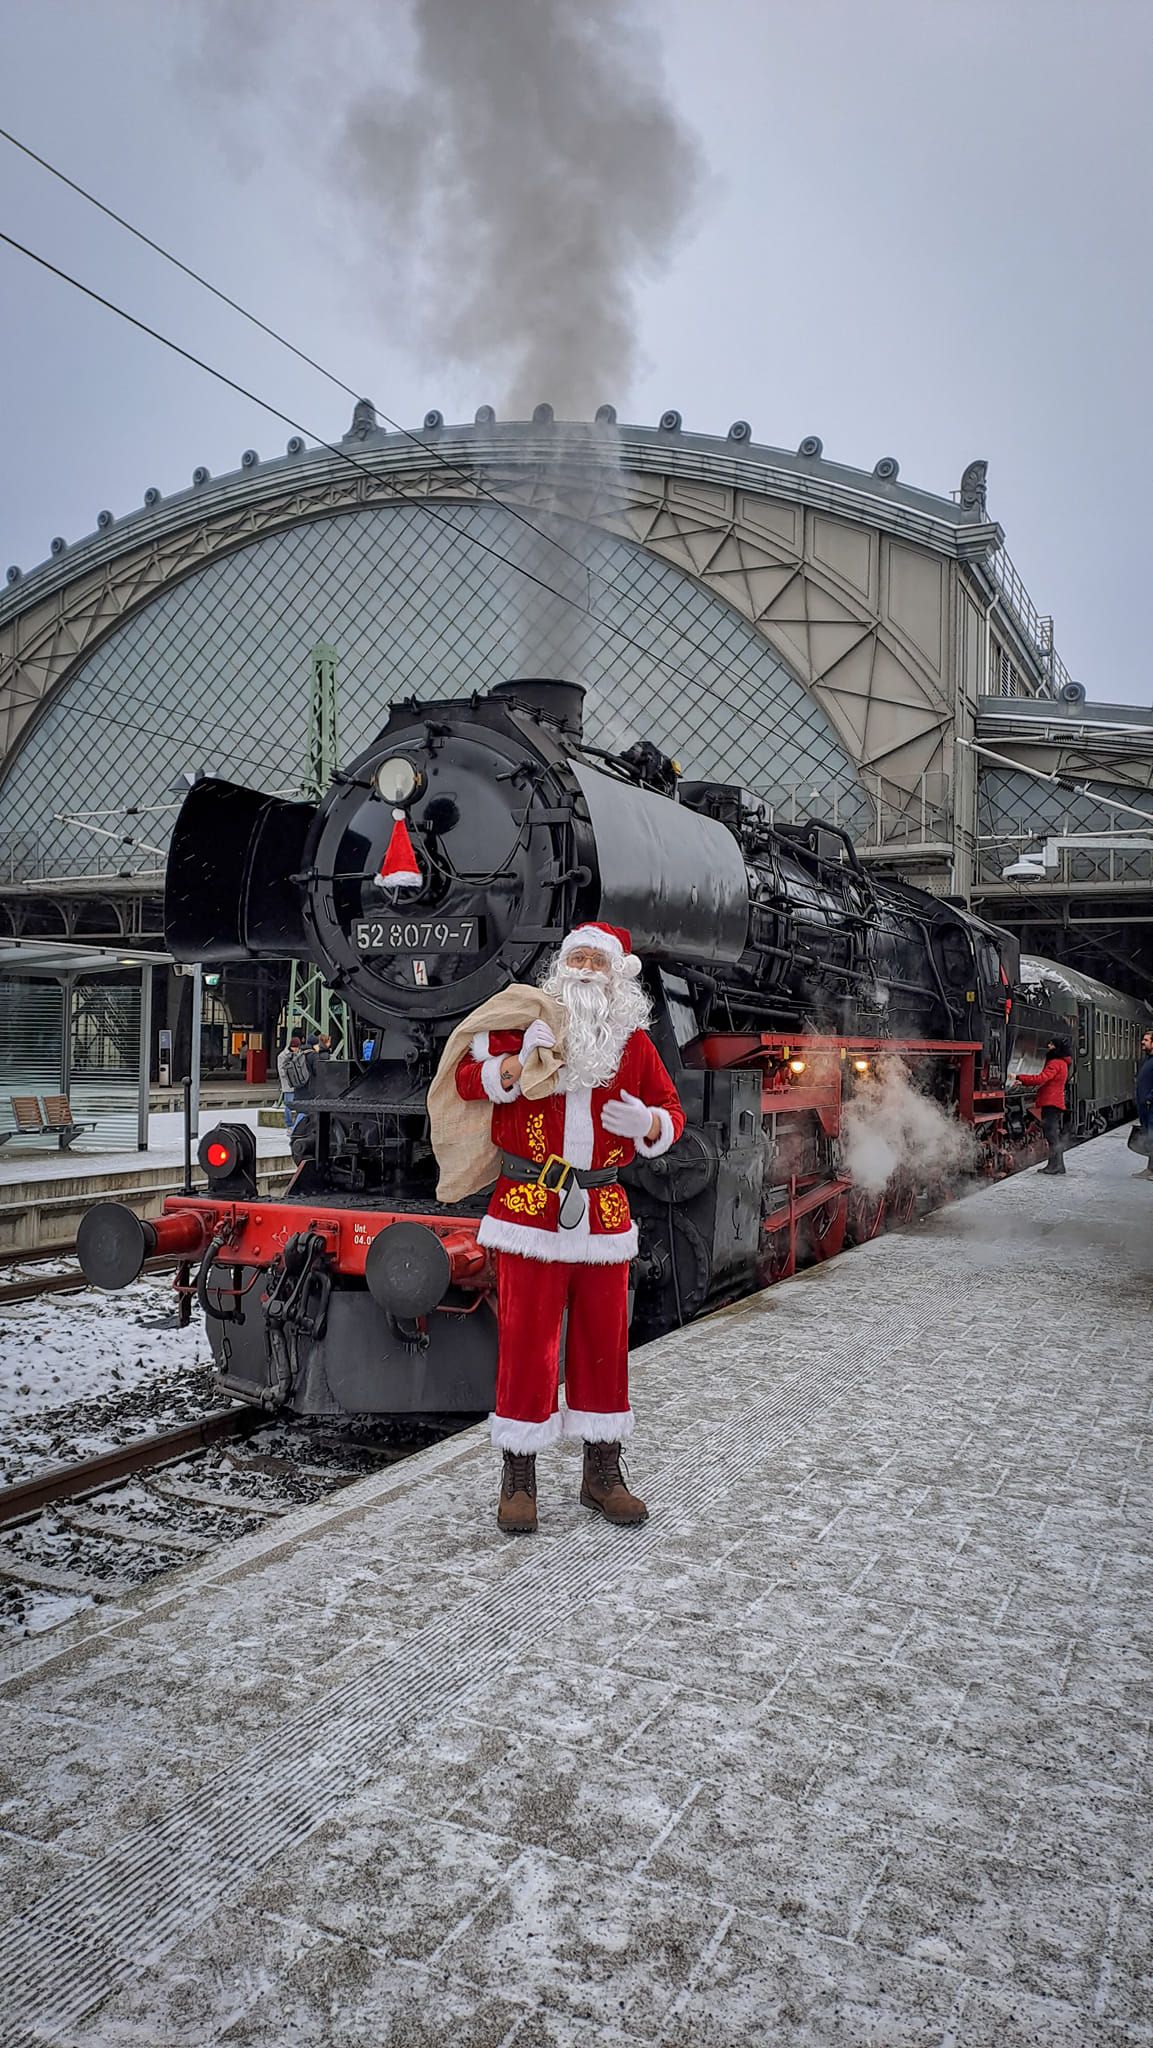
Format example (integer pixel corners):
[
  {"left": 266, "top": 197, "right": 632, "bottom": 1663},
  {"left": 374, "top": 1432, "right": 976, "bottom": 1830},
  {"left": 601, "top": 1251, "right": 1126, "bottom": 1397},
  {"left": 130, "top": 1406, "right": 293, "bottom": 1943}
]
[{"left": 2, "top": 405, "right": 1150, "bottom": 1053}]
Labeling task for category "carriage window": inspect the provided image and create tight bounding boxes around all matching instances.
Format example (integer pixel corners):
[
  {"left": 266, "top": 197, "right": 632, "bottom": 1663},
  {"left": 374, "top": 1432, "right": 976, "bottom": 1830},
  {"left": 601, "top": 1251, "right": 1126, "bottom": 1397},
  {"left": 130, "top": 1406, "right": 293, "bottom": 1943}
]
[
  {"left": 1079, "top": 1011, "right": 1090, "bottom": 1057},
  {"left": 1095, "top": 1013, "right": 1102, "bottom": 1054}
]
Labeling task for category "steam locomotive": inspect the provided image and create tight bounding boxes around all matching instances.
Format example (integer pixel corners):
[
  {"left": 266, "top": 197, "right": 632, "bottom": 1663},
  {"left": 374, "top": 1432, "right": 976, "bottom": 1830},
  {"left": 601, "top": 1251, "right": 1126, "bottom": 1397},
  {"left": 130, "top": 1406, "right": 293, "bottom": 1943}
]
[{"left": 74, "top": 678, "right": 1132, "bottom": 1418}]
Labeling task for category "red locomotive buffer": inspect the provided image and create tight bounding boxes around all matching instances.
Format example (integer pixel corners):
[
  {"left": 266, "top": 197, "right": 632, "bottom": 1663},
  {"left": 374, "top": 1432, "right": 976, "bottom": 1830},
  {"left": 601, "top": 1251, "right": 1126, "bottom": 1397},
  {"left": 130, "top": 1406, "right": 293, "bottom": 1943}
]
[{"left": 76, "top": 1124, "right": 495, "bottom": 1415}]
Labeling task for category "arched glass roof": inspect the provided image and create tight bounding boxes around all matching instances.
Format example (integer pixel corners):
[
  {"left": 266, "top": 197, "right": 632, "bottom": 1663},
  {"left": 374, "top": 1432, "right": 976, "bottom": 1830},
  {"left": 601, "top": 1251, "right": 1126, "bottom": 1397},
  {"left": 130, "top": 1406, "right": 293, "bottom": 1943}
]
[{"left": 0, "top": 499, "right": 868, "bottom": 880}]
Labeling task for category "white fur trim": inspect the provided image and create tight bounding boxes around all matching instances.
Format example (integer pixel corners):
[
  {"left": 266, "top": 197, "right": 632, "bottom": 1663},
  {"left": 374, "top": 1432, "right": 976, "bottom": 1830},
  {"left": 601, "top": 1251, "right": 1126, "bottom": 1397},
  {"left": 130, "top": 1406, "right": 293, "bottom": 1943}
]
[
  {"left": 470, "top": 1032, "right": 490, "bottom": 1060},
  {"left": 480, "top": 1056, "right": 520, "bottom": 1104},
  {"left": 560, "top": 924, "right": 625, "bottom": 961},
  {"left": 634, "top": 1106, "right": 676, "bottom": 1158},
  {"left": 373, "top": 870, "right": 421, "bottom": 889},
  {"left": 562, "top": 1083, "right": 595, "bottom": 1171},
  {"left": 563, "top": 1406, "right": 636, "bottom": 1442},
  {"left": 479, "top": 1214, "right": 638, "bottom": 1264},
  {"left": 490, "top": 1411, "right": 564, "bottom": 1451}
]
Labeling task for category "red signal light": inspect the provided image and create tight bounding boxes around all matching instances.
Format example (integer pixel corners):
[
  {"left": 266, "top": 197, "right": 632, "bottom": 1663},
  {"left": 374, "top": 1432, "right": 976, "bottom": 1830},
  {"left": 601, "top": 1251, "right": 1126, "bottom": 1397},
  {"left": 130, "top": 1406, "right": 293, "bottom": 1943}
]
[{"left": 206, "top": 1141, "right": 232, "bottom": 1168}]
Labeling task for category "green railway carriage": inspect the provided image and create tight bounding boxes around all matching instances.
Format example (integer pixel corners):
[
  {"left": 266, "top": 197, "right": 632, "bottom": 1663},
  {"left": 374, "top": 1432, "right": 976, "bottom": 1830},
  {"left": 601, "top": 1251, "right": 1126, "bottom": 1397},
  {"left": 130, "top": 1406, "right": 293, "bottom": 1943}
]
[{"left": 1015, "top": 956, "right": 1153, "bottom": 1136}]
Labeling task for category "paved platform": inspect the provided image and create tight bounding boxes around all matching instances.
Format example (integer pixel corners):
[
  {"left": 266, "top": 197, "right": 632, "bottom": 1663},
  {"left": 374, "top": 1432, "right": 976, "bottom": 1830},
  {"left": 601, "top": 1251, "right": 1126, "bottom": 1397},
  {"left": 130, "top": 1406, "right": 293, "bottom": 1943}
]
[
  {"left": 0, "top": 1131, "right": 1150, "bottom": 2045},
  {"left": 0, "top": 1109, "right": 290, "bottom": 1186}
]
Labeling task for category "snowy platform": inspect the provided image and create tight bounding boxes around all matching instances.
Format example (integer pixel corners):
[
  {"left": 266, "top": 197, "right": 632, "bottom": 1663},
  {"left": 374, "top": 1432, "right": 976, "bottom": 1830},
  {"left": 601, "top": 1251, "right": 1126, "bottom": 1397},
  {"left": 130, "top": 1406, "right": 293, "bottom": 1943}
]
[
  {"left": 0, "top": 1110, "right": 295, "bottom": 1254},
  {"left": 0, "top": 1131, "right": 1150, "bottom": 2045},
  {"left": 0, "top": 1109, "right": 291, "bottom": 1187}
]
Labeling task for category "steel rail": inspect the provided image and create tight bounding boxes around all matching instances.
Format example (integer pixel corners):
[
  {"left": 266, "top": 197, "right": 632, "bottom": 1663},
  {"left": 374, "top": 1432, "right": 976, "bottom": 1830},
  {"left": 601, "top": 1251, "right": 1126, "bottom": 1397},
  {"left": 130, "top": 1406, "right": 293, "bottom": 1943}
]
[
  {"left": 0, "top": 1406, "right": 262, "bottom": 1530},
  {"left": 0, "top": 1256, "right": 184, "bottom": 1306}
]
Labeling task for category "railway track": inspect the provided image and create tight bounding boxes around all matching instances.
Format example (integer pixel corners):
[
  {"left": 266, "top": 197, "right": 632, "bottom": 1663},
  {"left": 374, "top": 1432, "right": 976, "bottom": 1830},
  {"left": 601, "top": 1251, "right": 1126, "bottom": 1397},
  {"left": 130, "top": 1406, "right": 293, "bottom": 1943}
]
[
  {"left": 0, "top": 1256, "right": 180, "bottom": 1307},
  {"left": 0, "top": 1393, "right": 445, "bottom": 1637},
  {"left": 0, "top": 1248, "right": 454, "bottom": 1638},
  {"left": 0, "top": 1405, "right": 260, "bottom": 1529}
]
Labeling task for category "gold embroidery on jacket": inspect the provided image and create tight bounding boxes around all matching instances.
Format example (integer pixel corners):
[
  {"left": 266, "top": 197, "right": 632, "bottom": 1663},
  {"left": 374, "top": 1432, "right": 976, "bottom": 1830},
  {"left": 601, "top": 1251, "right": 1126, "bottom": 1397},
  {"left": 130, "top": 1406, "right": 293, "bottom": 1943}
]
[
  {"left": 502, "top": 1181, "right": 549, "bottom": 1218},
  {"left": 604, "top": 1145, "right": 625, "bottom": 1166},
  {"left": 596, "top": 1185, "right": 629, "bottom": 1231},
  {"left": 525, "top": 1112, "right": 548, "bottom": 1165}
]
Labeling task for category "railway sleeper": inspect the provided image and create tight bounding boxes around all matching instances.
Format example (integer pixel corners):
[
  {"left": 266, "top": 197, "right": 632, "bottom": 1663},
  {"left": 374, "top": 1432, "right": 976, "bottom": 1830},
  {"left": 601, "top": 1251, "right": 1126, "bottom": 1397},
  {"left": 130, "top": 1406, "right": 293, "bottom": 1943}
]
[
  {"left": 147, "top": 1475, "right": 289, "bottom": 1517},
  {"left": 58, "top": 1507, "right": 218, "bottom": 1555},
  {"left": 0, "top": 1543, "right": 133, "bottom": 1600}
]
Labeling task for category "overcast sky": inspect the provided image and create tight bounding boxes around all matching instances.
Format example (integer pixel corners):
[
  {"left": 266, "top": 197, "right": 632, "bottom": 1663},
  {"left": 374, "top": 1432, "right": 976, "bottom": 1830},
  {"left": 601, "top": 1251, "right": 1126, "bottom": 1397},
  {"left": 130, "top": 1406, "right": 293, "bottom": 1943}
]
[{"left": 2, "top": 0, "right": 1151, "bottom": 702}]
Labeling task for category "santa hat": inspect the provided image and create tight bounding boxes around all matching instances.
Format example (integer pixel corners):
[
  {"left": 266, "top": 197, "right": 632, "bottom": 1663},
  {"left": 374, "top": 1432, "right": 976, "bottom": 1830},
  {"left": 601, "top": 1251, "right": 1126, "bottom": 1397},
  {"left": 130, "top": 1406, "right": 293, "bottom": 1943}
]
[
  {"left": 373, "top": 809, "right": 422, "bottom": 891},
  {"left": 558, "top": 922, "right": 641, "bottom": 978}
]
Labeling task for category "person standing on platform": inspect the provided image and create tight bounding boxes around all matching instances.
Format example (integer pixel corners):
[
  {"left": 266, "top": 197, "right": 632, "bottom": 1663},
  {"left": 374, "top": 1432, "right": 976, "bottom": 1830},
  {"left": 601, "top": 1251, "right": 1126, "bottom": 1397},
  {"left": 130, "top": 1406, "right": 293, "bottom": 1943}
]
[
  {"left": 433, "top": 922, "right": 684, "bottom": 1536},
  {"left": 1133, "top": 1028, "right": 1153, "bottom": 1179},
  {"left": 276, "top": 1031, "right": 309, "bottom": 1131},
  {"left": 1019, "top": 1035, "right": 1071, "bottom": 1175}
]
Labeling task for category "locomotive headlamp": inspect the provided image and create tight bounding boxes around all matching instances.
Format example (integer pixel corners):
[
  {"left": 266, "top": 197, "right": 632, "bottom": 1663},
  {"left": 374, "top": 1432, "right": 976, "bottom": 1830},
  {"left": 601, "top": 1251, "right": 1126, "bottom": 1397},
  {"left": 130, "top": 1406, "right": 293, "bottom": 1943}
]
[
  {"left": 853, "top": 1058, "right": 872, "bottom": 1075},
  {"left": 788, "top": 1057, "right": 807, "bottom": 1076},
  {"left": 373, "top": 756, "right": 423, "bottom": 806}
]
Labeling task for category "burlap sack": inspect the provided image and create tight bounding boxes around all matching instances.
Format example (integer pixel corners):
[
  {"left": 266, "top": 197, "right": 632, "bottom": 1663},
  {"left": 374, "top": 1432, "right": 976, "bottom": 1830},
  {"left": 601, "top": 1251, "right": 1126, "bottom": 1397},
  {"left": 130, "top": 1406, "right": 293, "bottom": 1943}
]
[{"left": 428, "top": 984, "right": 566, "bottom": 1203}]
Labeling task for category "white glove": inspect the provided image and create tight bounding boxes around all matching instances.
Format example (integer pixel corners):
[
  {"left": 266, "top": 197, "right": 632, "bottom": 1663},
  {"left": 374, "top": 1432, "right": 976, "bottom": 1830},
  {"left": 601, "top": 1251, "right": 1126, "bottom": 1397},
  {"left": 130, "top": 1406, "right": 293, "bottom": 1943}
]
[
  {"left": 601, "top": 1090, "right": 655, "bottom": 1140},
  {"left": 520, "top": 1019, "right": 556, "bottom": 1056}
]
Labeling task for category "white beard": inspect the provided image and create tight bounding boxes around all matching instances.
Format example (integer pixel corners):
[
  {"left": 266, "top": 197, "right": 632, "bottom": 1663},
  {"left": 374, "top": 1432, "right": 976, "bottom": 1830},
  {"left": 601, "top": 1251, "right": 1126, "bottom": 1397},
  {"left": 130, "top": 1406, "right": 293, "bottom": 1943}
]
[{"left": 538, "top": 961, "right": 652, "bottom": 1091}]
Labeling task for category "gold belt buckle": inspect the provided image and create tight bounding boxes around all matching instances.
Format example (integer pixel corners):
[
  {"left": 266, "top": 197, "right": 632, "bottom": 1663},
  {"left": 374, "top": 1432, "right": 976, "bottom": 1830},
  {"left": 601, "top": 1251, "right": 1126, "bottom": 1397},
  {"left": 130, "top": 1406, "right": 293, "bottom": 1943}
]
[{"left": 536, "top": 1153, "right": 573, "bottom": 1194}]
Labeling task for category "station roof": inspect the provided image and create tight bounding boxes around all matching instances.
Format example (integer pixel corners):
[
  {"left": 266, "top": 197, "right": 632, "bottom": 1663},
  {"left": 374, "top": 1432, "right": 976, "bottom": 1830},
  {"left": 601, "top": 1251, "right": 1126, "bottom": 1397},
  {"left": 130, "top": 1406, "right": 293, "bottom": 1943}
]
[{"left": 0, "top": 940, "right": 170, "bottom": 977}]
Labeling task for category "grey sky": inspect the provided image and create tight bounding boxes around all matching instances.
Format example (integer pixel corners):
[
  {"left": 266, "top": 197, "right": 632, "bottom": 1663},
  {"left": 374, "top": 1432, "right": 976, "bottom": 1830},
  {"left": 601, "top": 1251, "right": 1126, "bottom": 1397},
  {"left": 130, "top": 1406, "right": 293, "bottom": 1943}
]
[{"left": 2, "top": 0, "right": 1151, "bottom": 701}]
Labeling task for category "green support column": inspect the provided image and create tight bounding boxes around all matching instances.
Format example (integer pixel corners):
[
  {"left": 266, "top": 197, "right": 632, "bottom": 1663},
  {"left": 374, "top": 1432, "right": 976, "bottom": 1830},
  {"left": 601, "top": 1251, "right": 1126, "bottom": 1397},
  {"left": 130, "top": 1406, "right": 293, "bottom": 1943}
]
[{"left": 287, "top": 644, "right": 350, "bottom": 1057}]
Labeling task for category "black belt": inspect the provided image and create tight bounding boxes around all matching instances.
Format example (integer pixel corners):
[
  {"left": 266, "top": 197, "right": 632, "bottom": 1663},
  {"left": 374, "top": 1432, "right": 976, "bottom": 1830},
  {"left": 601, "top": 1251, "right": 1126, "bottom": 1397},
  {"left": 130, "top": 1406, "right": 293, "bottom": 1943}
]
[{"left": 501, "top": 1152, "right": 619, "bottom": 1192}]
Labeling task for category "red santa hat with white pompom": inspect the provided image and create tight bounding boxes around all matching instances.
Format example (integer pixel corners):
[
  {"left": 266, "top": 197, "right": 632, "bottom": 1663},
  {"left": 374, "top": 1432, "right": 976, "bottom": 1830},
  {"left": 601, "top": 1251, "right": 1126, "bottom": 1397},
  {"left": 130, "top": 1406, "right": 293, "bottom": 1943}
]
[
  {"left": 558, "top": 921, "right": 641, "bottom": 978},
  {"left": 373, "top": 809, "right": 422, "bottom": 891}
]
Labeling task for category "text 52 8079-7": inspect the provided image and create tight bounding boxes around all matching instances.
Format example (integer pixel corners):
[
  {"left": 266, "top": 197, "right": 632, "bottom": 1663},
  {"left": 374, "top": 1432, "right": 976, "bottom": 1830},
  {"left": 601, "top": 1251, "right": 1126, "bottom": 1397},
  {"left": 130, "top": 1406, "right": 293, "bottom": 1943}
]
[{"left": 353, "top": 917, "right": 481, "bottom": 954}]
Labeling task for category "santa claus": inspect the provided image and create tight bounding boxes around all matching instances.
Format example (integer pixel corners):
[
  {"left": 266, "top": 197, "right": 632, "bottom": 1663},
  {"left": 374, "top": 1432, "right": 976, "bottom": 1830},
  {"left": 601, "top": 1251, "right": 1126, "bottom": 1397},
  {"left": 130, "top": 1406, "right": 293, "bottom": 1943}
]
[{"left": 453, "top": 922, "right": 684, "bottom": 1533}]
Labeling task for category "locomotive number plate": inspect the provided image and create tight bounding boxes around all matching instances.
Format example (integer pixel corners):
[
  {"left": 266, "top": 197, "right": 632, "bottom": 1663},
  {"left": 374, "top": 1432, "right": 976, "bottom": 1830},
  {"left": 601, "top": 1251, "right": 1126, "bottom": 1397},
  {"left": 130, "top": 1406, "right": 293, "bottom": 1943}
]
[{"left": 353, "top": 917, "right": 481, "bottom": 954}]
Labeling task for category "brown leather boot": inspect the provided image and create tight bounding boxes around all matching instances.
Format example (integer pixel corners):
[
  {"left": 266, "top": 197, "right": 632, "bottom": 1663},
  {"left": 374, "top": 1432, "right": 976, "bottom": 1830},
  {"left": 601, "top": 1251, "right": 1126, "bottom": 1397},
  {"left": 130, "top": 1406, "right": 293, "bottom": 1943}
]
[
  {"left": 497, "top": 1451, "right": 538, "bottom": 1534},
  {"left": 580, "top": 1441, "right": 647, "bottom": 1525}
]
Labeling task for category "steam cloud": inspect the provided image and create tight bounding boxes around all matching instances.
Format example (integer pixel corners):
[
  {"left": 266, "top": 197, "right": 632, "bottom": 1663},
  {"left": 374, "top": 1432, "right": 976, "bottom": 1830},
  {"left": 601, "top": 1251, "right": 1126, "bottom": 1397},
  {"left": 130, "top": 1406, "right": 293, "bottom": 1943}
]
[
  {"left": 338, "top": 0, "right": 702, "bottom": 416},
  {"left": 842, "top": 1060, "right": 976, "bottom": 1199},
  {"left": 189, "top": 0, "right": 702, "bottom": 418},
  {"left": 186, "top": 2, "right": 703, "bottom": 694}
]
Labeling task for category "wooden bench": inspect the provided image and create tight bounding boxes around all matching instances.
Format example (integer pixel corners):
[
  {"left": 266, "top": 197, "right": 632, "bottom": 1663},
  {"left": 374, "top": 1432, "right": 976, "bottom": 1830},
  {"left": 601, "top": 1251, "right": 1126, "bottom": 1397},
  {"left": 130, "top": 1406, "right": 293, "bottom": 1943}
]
[{"left": 0, "top": 1094, "right": 96, "bottom": 1150}]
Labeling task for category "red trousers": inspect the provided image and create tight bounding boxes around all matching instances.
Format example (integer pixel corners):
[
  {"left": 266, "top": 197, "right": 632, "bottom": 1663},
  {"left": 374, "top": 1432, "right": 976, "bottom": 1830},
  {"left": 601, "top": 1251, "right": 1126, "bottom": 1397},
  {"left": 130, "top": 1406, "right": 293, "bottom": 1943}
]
[{"left": 492, "top": 1252, "right": 632, "bottom": 1449}]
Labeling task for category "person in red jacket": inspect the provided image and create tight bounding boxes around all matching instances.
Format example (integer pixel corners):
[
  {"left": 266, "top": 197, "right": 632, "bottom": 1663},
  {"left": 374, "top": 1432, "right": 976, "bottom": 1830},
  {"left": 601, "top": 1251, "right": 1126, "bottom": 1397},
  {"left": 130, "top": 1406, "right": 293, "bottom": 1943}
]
[
  {"left": 1018, "top": 1036, "right": 1071, "bottom": 1175},
  {"left": 455, "top": 921, "right": 684, "bottom": 1534}
]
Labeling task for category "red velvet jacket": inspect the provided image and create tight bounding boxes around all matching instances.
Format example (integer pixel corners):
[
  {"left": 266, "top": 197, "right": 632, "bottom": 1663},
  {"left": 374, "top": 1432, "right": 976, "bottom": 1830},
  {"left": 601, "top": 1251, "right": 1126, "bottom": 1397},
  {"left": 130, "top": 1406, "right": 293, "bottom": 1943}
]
[
  {"left": 455, "top": 1027, "right": 684, "bottom": 1265},
  {"left": 1019, "top": 1057, "right": 1069, "bottom": 1112}
]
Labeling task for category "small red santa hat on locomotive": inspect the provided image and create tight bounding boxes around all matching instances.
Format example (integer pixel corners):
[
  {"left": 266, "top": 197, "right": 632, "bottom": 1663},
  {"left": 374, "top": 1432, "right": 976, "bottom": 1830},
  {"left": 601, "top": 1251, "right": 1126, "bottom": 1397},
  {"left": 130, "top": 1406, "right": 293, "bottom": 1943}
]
[
  {"left": 374, "top": 810, "right": 422, "bottom": 891},
  {"left": 557, "top": 921, "right": 642, "bottom": 978}
]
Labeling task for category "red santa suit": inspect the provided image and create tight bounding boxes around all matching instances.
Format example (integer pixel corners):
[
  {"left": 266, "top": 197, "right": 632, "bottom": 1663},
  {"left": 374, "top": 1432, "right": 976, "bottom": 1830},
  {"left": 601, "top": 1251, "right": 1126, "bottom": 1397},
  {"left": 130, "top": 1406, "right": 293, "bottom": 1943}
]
[{"left": 455, "top": 939, "right": 684, "bottom": 1452}]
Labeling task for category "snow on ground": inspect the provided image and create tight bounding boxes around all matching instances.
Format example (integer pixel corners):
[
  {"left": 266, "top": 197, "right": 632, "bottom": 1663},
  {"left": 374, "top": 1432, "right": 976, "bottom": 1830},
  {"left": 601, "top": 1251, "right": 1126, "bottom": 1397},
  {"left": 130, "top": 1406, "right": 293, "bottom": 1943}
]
[
  {"left": 0, "top": 1275, "right": 217, "bottom": 1483},
  {"left": 0, "top": 1273, "right": 209, "bottom": 1422}
]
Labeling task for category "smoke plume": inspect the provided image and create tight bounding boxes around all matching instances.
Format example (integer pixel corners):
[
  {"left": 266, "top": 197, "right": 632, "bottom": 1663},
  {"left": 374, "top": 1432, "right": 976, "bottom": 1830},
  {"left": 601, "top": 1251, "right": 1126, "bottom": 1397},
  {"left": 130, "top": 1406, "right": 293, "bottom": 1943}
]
[
  {"left": 185, "top": 2, "right": 703, "bottom": 694},
  {"left": 842, "top": 1060, "right": 976, "bottom": 1198},
  {"left": 188, "top": 0, "right": 702, "bottom": 418},
  {"left": 337, "top": 0, "right": 703, "bottom": 416}
]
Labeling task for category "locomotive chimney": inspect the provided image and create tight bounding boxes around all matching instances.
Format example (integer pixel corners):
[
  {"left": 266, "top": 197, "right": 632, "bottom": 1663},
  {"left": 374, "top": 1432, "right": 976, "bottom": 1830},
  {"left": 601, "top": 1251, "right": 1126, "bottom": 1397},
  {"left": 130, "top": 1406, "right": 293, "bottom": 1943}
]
[{"left": 491, "top": 677, "right": 585, "bottom": 738}]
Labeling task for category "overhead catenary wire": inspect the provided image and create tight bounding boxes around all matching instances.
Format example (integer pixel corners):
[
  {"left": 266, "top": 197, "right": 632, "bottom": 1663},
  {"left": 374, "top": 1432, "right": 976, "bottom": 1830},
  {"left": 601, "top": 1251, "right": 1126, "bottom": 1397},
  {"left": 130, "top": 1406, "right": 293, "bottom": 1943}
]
[
  {"left": 4, "top": 220, "right": 794, "bottom": 761},
  {"left": 6, "top": 122, "right": 1044, "bottom": 833},
  {"left": 0, "top": 121, "right": 766, "bottom": 686},
  {"left": 9, "top": 126, "right": 1138, "bottom": 843}
]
